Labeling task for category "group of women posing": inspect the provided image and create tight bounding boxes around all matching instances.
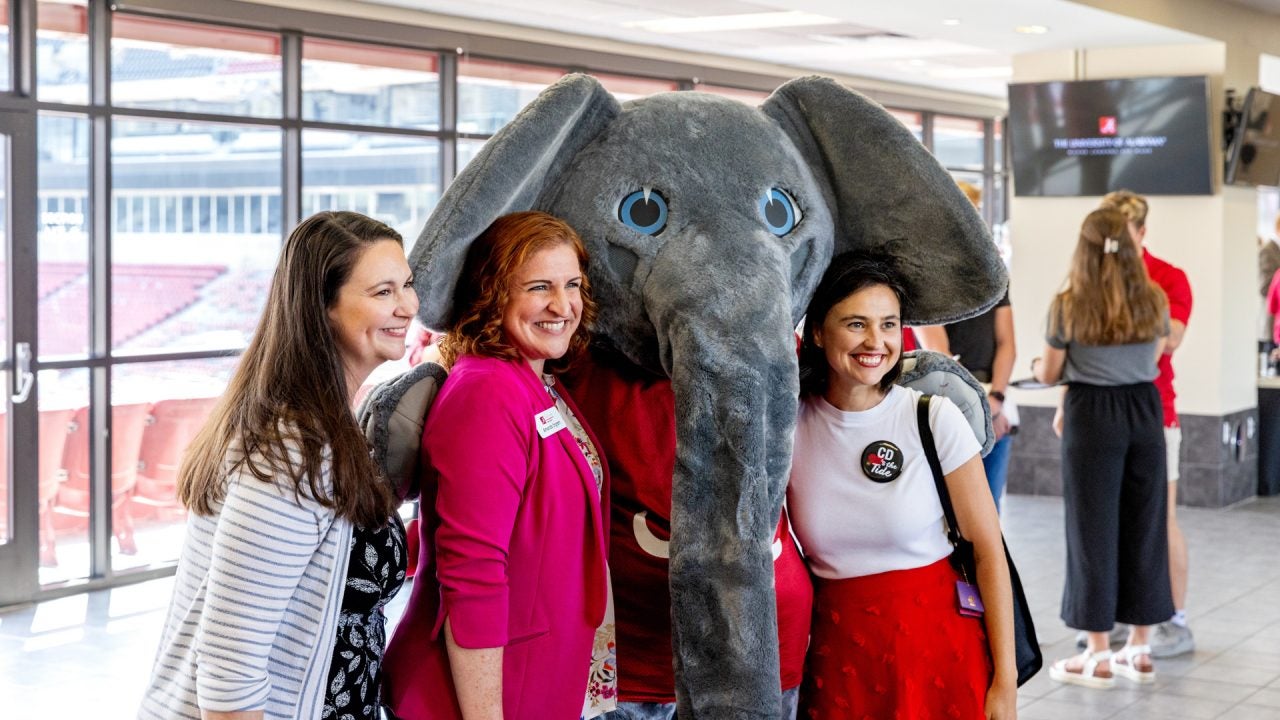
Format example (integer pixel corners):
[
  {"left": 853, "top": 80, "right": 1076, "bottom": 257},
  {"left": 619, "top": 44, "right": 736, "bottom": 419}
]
[{"left": 137, "top": 200, "right": 1172, "bottom": 720}]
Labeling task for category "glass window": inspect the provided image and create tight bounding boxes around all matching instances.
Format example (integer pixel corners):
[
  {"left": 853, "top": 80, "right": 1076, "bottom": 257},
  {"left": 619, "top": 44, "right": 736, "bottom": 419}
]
[
  {"left": 950, "top": 171, "right": 984, "bottom": 205},
  {"left": 693, "top": 83, "right": 770, "bottom": 105},
  {"left": 934, "top": 115, "right": 985, "bottom": 170},
  {"left": 303, "top": 130, "right": 440, "bottom": 251},
  {"left": 38, "top": 0, "right": 89, "bottom": 104},
  {"left": 0, "top": 132, "right": 6, "bottom": 546},
  {"left": 111, "top": 357, "right": 236, "bottom": 572},
  {"left": 38, "top": 114, "right": 90, "bottom": 360},
  {"left": 0, "top": 0, "right": 10, "bottom": 92},
  {"left": 458, "top": 58, "right": 562, "bottom": 135},
  {"left": 591, "top": 72, "right": 677, "bottom": 102},
  {"left": 0, "top": 371, "right": 7, "bottom": 546},
  {"left": 37, "top": 367, "right": 89, "bottom": 585},
  {"left": 886, "top": 108, "right": 923, "bottom": 142},
  {"left": 0, "top": 136, "right": 7, "bottom": 361},
  {"left": 303, "top": 38, "right": 440, "bottom": 130},
  {"left": 457, "top": 138, "right": 487, "bottom": 175},
  {"left": 111, "top": 119, "right": 282, "bottom": 354},
  {"left": 990, "top": 175, "right": 1009, "bottom": 241},
  {"left": 1260, "top": 187, "right": 1280, "bottom": 240},
  {"left": 994, "top": 118, "right": 1004, "bottom": 168},
  {"left": 111, "top": 15, "right": 282, "bottom": 118}
]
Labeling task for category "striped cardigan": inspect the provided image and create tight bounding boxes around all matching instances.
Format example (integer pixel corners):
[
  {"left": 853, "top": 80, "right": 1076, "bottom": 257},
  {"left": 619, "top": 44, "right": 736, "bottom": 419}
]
[{"left": 138, "top": 446, "right": 352, "bottom": 720}]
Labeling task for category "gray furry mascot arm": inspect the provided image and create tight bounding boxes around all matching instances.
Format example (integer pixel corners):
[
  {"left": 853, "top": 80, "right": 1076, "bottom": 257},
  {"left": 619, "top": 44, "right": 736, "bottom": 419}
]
[{"left": 409, "top": 74, "right": 1004, "bottom": 718}]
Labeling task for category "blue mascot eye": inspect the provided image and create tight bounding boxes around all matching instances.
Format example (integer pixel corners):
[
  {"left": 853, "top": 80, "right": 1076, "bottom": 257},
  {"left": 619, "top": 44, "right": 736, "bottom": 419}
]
[
  {"left": 619, "top": 188, "right": 668, "bottom": 235},
  {"left": 759, "top": 188, "right": 801, "bottom": 236}
]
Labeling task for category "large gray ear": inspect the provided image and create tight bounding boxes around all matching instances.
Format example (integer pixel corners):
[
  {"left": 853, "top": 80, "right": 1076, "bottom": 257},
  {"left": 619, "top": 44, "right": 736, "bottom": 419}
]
[
  {"left": 761, "top": 76, "right": 1006, "bottom": 325},
  {"left": 411, "top": 74, "right": 621, "bottom": 329}
]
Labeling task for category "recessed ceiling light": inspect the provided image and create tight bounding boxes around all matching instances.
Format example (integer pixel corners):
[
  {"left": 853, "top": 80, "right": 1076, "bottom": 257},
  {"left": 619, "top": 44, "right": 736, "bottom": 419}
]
[
  {"left": 624, "top": 11, "right": 841, "bottom": 34},
  {"left": 1015, "top": 25, "right": 1050, "bottom": 34},
  {"left": 942, "top": 18, "right": 961, "bottom": 26}
]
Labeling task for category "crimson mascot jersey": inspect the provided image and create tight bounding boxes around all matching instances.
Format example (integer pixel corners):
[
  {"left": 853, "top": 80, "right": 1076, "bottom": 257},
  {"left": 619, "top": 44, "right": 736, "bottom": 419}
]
[{"left": 564, "top": 350, "right": 813, "bottom": 703}]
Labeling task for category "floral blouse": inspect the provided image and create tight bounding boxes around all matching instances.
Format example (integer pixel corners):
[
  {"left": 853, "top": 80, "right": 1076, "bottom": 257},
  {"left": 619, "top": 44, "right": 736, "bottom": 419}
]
[
  {"left": 323, "top": 514, "right": 407, "bottom": 720},
  {"left": 546, "top": 375, "right": 618, "bottom": 719}
]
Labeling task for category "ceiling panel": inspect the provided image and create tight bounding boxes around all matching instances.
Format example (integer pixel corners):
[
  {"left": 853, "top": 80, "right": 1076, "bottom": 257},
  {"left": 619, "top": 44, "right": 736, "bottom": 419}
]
[{"left": 354, "top": 0, "right": 1215, "bottom": 97}]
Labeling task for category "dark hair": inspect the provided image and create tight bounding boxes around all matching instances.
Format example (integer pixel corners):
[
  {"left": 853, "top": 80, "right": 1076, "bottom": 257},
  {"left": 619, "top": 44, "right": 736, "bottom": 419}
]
[
  {"left": 799, "top": 252, "right": 908, "bottom": 398},
  {"left": 438, "top": 210, "right": 597, "bottom": 373},
  {"left": 179, "top": 211, "right": 401, "bottom": 527}
]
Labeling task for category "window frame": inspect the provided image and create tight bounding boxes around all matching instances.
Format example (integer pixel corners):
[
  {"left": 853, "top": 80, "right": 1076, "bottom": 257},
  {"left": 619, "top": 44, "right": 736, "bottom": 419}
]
[{"left": 0, "top": 0, "right": 1007, "bottom": 605}]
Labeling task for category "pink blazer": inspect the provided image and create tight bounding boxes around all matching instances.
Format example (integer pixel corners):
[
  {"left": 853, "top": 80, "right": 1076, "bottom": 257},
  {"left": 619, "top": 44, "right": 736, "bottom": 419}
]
[{"left": 383, "top": 354, "right": 610, "bottom": 719}]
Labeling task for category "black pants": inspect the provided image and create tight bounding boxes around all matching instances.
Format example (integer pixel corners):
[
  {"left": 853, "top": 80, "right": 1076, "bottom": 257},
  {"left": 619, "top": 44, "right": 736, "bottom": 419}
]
[{"left": 1059, "top": 382, "right": 1174, "bottom": 632}]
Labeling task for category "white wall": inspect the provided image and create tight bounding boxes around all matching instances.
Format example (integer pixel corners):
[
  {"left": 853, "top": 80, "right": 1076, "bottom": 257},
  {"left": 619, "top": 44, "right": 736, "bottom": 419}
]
[{"left": 1009, "top": 42, "right": 1259, "bottom": 416}]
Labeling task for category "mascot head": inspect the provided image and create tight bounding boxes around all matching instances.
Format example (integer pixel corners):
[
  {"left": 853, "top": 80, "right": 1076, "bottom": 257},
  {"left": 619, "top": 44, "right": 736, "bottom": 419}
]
[{"left": 411, "top": 73, "right": 1005, "bottom": 716}]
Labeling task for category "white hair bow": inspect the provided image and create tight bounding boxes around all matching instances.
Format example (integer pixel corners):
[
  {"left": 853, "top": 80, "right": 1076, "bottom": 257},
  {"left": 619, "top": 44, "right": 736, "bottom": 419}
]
[{"left": 1103, "top": 238, "right": 1120, "bottom": 254}]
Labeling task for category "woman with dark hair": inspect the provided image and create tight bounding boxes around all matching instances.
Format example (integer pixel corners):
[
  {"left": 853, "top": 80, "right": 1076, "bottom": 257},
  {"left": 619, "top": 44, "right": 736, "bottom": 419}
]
[
  {"left": 139, "top": 211, "right": 418, "bottom": 719},
  {"left": 1035, "top": 207, "right": 1172, "bottom": 688},
  {"left": 382, "top": 210, "right": 613, "bottom": 720},
  {"left": 789, "top": 252, "right": 1017, "bottom": 719}
]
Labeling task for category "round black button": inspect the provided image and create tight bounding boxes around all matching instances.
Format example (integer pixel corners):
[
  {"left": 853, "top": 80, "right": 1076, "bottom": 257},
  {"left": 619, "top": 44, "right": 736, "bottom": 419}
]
[{"left": 861, "top": 441, "right": 904, "bottom": 483}]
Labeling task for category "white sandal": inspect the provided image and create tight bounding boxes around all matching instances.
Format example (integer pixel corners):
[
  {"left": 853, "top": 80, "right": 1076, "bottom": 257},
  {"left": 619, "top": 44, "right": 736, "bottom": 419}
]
[
  {"left": 1113, "top": 643, "right": 1156, "bottom": 683},
  {"left": 1049, "top": 648, "right": 1116, "bottom": 689}
]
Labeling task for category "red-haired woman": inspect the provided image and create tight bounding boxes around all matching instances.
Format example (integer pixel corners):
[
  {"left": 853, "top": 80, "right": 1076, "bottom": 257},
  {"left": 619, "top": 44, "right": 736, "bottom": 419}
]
[{"left": 382, "top": 211, "right": 614, "bottom": 719}]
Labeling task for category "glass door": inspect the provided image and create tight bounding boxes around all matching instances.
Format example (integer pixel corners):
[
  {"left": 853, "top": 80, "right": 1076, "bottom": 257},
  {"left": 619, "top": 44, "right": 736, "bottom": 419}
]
[{"left": 0, "top": 109, "right": 41, "bottom": 605}]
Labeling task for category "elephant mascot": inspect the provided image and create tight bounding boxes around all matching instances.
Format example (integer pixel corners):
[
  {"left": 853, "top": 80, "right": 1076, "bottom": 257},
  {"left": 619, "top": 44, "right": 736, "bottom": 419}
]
[{"left": 383, "top": 73, "right": 1005, "bottom": 718}]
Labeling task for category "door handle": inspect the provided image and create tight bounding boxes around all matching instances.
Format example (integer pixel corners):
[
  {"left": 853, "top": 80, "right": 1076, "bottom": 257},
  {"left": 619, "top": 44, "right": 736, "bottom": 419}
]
[{"left": 12, "top": 341, "right": 32, "bottom": 404}]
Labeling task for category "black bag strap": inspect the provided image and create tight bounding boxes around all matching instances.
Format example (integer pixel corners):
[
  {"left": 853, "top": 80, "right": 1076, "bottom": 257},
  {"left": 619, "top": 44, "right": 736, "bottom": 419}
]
[
  {"left": 916, "top": 393, "right": 963, "bottom": 548},
  {"left": 919, "top": 394, "right": 1044, "bottom": 687}
]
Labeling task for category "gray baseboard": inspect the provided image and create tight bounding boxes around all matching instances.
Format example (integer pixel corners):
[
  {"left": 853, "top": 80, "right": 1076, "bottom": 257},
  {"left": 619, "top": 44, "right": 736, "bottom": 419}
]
[{"left": 1007, "top": 405, "right": 1258, "bottom": 508}]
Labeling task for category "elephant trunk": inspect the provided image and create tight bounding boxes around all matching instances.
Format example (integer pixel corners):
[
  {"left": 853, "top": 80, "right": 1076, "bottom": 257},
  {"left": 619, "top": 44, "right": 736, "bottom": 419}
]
[{"left": 645, "top": 234, "right": 798, "bottom": 718}]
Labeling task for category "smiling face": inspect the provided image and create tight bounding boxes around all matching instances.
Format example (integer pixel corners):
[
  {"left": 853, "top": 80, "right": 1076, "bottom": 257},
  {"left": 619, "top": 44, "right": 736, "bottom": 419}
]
[
  {"left": 501, "top": 242, "right": 584, "bottom": 375},
  {"left": 813, "top": 283, "right": 903, "bottom": 411},
  {"left": 328, "top": 239, "right": 418, "bottom": 391}
]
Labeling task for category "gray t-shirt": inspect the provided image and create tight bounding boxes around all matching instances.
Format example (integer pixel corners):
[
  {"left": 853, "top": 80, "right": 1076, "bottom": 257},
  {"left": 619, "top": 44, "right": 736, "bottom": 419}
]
[{"left": 1046, "top": 309, "right": 1168, "bottom": 386}]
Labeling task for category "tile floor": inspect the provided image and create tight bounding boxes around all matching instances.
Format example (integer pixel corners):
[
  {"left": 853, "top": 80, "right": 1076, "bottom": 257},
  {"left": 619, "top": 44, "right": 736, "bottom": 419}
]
[{"left": 1, "top": 494, "right": 1278, "bottom": 718}]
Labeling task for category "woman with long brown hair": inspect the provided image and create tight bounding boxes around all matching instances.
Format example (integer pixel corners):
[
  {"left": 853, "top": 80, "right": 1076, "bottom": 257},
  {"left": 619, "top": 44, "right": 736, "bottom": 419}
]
[
  {"left": 382, "top": 210, "right": 613, "bottom": 720},
  {"left": 1033, "top": 207, "right": 1173, "bottom": 689},
  {"left": 139, "top": 211, "right": 418, "bottom": 720}
]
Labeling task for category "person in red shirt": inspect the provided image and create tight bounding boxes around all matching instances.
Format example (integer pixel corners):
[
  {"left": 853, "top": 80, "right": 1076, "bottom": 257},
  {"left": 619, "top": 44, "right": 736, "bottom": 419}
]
[
  {"left": 563, "top": 346, "right": 813, "bottom": 720},
  {"left": 1102, "top": 190, "right": 1194, "bottom": 658}
]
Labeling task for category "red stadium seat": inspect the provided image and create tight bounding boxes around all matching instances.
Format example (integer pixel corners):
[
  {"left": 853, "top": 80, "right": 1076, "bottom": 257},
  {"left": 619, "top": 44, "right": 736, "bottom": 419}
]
[
  {"left": 37, "top": 407, "right": 78, "bottom": 567},
  {"left": 37, "top": 264, "right": 227, "bottom": 356},
  {"left": 131, "top": 397, "right": 219, "bottom": 519},
  {"left": 51, "top": 403, "right": 151, "bottom": 558}
]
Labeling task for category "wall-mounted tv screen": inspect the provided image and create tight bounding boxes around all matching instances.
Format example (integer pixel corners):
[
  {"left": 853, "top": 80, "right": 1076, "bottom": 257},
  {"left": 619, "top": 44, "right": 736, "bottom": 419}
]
[
  {"left": 1007, "top": 76, "right": 1212, "bottom": 196},
  {"left": 1226, "top": 87, "right": 1280, "bottom": 188}
]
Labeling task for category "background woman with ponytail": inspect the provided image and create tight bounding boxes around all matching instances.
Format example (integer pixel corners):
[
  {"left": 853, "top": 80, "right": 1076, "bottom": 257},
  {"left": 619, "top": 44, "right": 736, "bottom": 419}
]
[{"left": 1034, "top": 208, "right": 1173, "bottom": 690}]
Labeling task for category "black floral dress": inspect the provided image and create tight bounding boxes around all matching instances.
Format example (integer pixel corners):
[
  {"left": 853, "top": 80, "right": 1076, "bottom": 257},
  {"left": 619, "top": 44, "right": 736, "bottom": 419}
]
[{"left": 322, "top": 514, "right": 407, "bottom": 720}]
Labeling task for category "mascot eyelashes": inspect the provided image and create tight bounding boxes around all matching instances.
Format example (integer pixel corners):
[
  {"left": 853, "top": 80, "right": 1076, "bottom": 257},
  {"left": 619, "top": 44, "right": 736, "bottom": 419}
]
[{"left": 404, "top": 74, "right": 1004, "bottom": 718}]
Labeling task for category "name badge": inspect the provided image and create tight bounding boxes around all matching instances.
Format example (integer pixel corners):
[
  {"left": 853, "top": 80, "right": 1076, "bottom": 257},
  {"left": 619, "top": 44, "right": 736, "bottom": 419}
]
[
  {"left": 956, "top": 580, "right": 985, "bottom": 617},
  {"left": 535, "top": 406, "right": 567, "bottom": 438}
]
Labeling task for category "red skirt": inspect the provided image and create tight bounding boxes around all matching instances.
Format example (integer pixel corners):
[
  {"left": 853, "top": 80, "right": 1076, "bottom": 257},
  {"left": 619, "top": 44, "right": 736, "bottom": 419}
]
[{"left": 800, "top": 557, "right": 992, "bottom": 720}]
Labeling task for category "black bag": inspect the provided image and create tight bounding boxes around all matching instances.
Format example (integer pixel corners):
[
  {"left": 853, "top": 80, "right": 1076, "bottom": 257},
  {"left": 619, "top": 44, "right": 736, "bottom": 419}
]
[{"left": 916, "top": 394, "right": 1043, "bottom": 687}]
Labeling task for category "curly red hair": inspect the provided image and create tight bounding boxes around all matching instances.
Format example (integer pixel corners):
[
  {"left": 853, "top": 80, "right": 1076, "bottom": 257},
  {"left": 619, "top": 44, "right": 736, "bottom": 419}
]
[{"left": 439, "top": 211, "right": 597, "bottom": 372}]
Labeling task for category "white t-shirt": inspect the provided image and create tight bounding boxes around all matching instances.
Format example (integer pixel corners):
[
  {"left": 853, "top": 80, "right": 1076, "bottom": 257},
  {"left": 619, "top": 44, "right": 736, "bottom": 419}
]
[{"left": 788, "top": 385, "right": 981, "bottom": 580}]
